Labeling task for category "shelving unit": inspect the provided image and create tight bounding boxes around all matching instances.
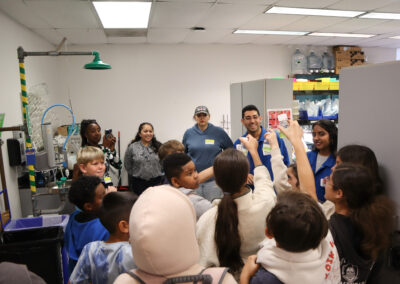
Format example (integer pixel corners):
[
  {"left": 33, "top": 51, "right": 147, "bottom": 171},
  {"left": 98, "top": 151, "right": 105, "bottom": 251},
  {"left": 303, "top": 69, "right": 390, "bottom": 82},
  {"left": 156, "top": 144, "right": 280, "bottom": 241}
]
[{"left": 292, "top": 74, "right": 339, "bottom": 124}]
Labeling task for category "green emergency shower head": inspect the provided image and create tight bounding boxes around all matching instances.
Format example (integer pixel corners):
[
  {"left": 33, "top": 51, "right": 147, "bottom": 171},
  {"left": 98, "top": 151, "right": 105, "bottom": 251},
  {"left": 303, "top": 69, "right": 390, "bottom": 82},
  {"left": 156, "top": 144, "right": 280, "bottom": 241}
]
[{"left": 84, "top": 51, "right": 111, "bottom": 70}]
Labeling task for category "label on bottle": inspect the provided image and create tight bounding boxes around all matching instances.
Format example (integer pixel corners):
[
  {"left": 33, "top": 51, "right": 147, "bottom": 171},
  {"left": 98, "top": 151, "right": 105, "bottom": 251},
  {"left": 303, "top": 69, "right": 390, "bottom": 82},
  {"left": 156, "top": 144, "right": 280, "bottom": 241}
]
[{"left": 262, "top": 142, "right": 271, "bottom": 156}]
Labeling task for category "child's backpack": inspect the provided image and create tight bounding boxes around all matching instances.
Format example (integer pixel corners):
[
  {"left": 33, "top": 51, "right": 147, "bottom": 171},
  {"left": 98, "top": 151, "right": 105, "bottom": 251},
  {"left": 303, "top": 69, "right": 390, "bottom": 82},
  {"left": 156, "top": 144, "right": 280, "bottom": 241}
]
[{"left": 126, "top": 267, "right": 230, "bottom": 284}]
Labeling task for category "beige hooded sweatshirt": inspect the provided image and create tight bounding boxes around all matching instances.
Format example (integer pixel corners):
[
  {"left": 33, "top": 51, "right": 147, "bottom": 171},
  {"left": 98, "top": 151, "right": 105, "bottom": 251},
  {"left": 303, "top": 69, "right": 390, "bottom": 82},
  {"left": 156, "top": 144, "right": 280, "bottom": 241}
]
[{"left": 114, "top": 185, "right": 236, "bottom": 284}]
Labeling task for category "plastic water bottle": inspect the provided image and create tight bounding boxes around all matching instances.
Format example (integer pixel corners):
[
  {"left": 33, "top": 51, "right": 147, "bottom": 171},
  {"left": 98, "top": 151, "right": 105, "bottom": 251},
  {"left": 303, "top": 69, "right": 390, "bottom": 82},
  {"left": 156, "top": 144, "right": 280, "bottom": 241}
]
[
  {"left": 291, "top": 49, "right": 307, "bottom": 74},
  {"left": 307, "top": 51, "right": 322, "bottom": 73},
  {"left": 322, "top": 52, "right": 334, "bottom": 73}
]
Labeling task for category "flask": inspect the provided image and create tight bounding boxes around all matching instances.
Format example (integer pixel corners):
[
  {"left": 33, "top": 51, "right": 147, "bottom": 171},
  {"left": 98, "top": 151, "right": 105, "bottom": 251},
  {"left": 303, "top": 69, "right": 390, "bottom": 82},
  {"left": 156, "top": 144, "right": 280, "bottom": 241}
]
[{"left": 291, "top": 49, "right": 307, "bottom": 74}]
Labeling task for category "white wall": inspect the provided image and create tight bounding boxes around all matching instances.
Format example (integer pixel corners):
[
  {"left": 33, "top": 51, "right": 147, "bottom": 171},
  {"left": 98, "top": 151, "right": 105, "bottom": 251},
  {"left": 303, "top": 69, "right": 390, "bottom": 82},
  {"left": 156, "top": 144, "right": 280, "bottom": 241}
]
[
  {"left": 0, "top": 11, "right": 61, "bottom": 219},
  {"left": 57, "top": 44, "right": 294, "bottom": 158},
  {"left": 363, "top": 47, "right": 397, "bottom": 64}
]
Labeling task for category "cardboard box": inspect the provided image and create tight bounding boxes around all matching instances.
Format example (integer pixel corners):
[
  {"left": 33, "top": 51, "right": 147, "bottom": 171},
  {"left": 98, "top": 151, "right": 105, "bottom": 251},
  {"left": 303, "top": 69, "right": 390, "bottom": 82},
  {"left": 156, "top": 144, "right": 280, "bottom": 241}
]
[
  {"left": 351, "top": 60, "right": 365, "bottom": 66},
  {"left": 334, "top": 45, "right": 362, "bottom": 52},
  {"left": 336, "top": 59, "right": 351, "bottom": 67},
  {"left": 350, "top": 51, "right": 365, "bottom": 60}
]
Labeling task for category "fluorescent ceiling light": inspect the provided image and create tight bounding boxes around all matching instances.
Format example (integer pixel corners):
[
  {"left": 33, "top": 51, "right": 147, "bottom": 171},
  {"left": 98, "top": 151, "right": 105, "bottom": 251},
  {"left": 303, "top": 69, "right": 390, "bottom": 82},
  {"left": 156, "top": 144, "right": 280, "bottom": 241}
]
[
  {"left": 234, "top": 30, "right": 308, "bottom": 36},
  {"left": 390, "top": 36, "right": 400, "bottom": 39},
  {"left": 266, "top": 6, "right": 364, "bottom": 18},
  {"left": 360, "top": 12, "right": 400, "bottom": 20},
  {"left": 93, "top": 1, "right": 152, "bottom": 28},
  {"left": 309, "top": 32, "right": 375, "bottom": 38}
]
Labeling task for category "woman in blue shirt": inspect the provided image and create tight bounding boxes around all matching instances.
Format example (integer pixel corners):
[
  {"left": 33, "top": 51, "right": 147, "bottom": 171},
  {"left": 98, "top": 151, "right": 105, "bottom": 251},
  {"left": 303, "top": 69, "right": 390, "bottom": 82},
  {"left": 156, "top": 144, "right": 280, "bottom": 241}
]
[
  {"left": 307, "top": 119, "right": 337, "bottom": 202},
  {"left": 182, "top": 106, "right": 233, "bottom": 201}
]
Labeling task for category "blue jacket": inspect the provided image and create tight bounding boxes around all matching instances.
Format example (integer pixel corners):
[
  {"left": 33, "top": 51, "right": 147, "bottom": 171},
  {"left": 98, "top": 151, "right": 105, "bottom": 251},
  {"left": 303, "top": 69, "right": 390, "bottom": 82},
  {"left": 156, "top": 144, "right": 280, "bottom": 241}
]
[
  {"left": 307, "top": 150, "right": 336, "bottom": 202},
  {"left": 65, "top": 210, "right": 109, "bottom": 275},
  {"left": 183, "top": 123, "right": 233, "bottom": 172},
  {"left": 234, "top": 127, "right": 290, "bottom": 180}
]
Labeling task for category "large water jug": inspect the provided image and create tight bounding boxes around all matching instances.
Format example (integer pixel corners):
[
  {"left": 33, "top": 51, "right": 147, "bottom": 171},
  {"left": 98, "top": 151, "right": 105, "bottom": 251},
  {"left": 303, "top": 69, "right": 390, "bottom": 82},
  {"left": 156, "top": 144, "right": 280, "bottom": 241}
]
[
  {"left": 322, "top": 52, "right": 334, "bottom": 72},
  {"left": 307, "top": 51, "right": 322, "bottom": 73},
  {"left": 291, "top": 49, "right": 307, "bottom": 74}
]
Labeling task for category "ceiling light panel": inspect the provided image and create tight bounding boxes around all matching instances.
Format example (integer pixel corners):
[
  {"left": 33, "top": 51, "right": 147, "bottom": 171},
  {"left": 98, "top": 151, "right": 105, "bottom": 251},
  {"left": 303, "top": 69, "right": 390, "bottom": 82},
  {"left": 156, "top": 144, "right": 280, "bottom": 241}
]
[
  {"left": 234, "top": 30, "right": 308, "bottom": 35},
  {"left": 93, "top": 1, "right": 152, "bottom": 28},
  {"left": 309, "top": 32, "right": 375, "bottom": 38},
  {"left": 266, "top": 6, "right": 364, "bottom": 17},
  {"left": 360, "top": 12, "right": 400, "bottom": 20},
  {"left": 390, "top": 36, "right": 400, "bottom": 39}
]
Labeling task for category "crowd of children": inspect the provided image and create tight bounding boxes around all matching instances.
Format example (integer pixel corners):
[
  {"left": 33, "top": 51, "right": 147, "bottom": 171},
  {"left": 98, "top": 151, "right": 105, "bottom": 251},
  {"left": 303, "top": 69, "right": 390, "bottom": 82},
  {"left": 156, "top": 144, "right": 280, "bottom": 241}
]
[{"left": 59, "top": 108, "right": 396, "bottom": 284}]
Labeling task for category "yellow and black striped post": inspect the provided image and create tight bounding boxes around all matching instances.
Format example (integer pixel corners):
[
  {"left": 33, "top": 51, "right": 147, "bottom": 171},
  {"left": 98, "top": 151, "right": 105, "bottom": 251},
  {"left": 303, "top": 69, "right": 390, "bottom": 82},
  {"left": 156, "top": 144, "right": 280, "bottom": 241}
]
[{"left": 18, "top": 48, "right": 36, "bottom": 194}]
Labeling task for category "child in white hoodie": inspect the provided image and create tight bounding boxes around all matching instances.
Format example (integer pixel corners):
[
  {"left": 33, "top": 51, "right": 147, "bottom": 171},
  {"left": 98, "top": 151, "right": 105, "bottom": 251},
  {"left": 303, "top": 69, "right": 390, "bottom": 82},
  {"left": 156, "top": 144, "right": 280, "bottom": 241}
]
[{"left": 241, "top": 191, "right": 340, "bottom": 284}]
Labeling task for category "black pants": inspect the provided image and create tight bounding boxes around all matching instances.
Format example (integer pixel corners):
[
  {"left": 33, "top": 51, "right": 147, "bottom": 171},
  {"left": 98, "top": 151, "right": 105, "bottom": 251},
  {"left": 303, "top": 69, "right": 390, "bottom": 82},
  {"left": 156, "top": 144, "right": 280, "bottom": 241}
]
[{"left": 129, "top": 175, "right": 162, "bottom": 196}]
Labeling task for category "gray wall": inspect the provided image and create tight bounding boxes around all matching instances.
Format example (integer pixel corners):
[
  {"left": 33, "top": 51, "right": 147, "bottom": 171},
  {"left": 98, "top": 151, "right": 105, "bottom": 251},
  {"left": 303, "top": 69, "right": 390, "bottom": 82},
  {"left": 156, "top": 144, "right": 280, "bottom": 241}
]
[{"left": 338, "top": 61, "right": 400, "bottom": 228}]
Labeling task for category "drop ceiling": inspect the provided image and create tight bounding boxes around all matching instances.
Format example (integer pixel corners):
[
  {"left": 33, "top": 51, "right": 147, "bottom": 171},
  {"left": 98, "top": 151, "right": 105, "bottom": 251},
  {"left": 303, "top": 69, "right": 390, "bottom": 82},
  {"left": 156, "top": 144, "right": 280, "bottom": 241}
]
[{"left": 1, "top": 0, "right": 400, "bottom": 48}]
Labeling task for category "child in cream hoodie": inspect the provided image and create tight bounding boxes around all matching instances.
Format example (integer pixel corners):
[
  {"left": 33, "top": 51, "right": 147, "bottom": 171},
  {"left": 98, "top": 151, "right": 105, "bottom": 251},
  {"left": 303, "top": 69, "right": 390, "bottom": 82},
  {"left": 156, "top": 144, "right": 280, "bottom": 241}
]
[{"left": 241, "top": 191, "right": 340, "bottom": 284}]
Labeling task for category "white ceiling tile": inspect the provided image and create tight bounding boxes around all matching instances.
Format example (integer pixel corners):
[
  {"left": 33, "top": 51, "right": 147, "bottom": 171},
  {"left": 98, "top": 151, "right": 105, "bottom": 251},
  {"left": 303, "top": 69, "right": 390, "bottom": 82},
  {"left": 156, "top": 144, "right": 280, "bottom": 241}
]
[
  {"left": 282, "top": 16, "right": 349, "bottom": 32},
  {"left": 0, "top": 0, "right": 52, "bottom": 29},
  {"left": 273, "top": 0, "right": 340, "bottom": 9},
  {"left": 218, "top": 0, "right": 277, "bottom": 4},
  {"left": 284, "top": 35, "right": 330, "bottom": 45},
  {"left": 251, "top": 34, "right": 300, "bottom": 44},
  {"left": 327, "top": 0, "right": 396, "bottom": 11},
  {"left": 150, "top": 2, "right": 213, "bottom": 28},
  {"left": 27, "top": 0, "right": 100, "bottom": 29},
  {"left": 197, "top": 3, "right": 267, "bottom": 29},
  {"left": 107, "top": 37, "right": 147, "bottom": 44},
  {"left": 147, "top": 28, "right": 189, "bottom": 43},
  {"left": 311, "top": 36, "right": 362, "bottom": 46},
  {"left": 318, "top": 18, "right": 388, "bottom": 33},
  {"left": 356, "top": 20, "right": 400, "bottom": 34},
  {"left": 241, "top": 13, "right": 305, "bottom": 30},
  {"left": 217, "top": 33, "right": 262, "bottom": 44},
  {"left": 184, "top": 29, "right": 233, "bottom": 43},
  {"left": 55, "top": 28, "right": 107, "bottom": 45},
  {"left": 374, "top": 2, "right": 400, "bottom": 13},
  {"left": 31, "top": 28, "right": 65, "bottom": 45}
]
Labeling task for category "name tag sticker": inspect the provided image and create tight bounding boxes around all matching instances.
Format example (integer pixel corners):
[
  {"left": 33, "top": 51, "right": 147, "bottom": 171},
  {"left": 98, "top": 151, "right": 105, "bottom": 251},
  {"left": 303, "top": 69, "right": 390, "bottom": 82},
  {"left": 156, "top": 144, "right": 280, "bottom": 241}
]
[
  {"left": 205, "top": 139, "right": 215, "bottom": 145},
  {"left": 320, "top": 178, "right": 325, "bottom": 188}
]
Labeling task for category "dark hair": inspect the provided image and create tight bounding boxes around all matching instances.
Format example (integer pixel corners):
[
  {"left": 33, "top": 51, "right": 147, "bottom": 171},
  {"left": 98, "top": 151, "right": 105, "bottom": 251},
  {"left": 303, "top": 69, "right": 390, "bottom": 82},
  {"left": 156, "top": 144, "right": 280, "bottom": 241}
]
[
  {"left": 68, "top": 175, "right": 102, "bottom": 210},
  {"left": 267, "top": 191, "right": 328, "bottom": 252},
  {"left": 80, "top": 119, "right": 100, "bottom": 147},
  {"left": 288, "top": 163, "right": 299, "bottom": 188},
  {"left": 312, "top": 119, "right": 338, "bottom": 155},
  {"left": 158, "top": 140, "right": 185, "bottom": 162},
  {"left": 213, "top": 149, "right": 249, "bottom": 272},
  {"left": 241, "top": 105, "right": 260, "bottom": 119},
  {"left": 337, "top": 145, "right": 383, "bottom": 194},
  {"left": 99, "top": 192, "right": 138, "bottom": 234},
  {"left": 163, "top": 153, "right": 192, "bottom": 184},
  {"left": 132, "top": 122, "right": 162, "bottom": 153},
  {"left": 332, "top": 163, "right": 395, "bottom": 260}
]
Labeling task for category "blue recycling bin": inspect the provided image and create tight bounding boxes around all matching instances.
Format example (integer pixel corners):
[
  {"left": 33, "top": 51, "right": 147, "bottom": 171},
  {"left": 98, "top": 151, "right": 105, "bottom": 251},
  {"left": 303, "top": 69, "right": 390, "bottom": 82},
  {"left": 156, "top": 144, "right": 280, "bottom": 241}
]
[{"left": 0, "top": 215, "right": 69, "bottom": 284}]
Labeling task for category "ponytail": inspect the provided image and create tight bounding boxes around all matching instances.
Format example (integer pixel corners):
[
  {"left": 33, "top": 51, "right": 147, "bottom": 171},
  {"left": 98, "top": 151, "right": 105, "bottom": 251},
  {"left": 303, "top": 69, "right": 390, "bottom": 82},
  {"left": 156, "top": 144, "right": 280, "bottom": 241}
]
[
  {"left": 215, "top": 194, "right": 243, "bottom": 271},
  {"left": 213, "top": 149, "right": 249, "bottom": 272},
  {"left": 333, "top": 164, "right": 395, "bottom": 260}
]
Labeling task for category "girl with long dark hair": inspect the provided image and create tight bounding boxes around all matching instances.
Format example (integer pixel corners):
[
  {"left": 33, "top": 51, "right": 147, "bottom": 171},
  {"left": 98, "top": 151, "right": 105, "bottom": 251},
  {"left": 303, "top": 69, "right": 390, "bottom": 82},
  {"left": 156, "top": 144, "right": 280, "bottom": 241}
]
[
  {"left": 196, "top": 135, "right": 276, "bottom": 277},
  {"left": 326, "top": 163, "right": 395, "bottom": 283},
  {"left": 124, "top": 122, "right": 162, "bottom": 195},
  {"left": 307, "top": 119, "right": 338, "bottom": 202}
]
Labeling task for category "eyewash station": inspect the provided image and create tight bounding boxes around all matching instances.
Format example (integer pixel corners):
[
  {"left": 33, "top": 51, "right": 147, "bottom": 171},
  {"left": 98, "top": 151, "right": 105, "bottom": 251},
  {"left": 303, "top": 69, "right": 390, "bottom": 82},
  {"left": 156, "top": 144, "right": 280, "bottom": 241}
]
[{"left": 0, "top": 45, "right": 111, "bottom": 225}]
